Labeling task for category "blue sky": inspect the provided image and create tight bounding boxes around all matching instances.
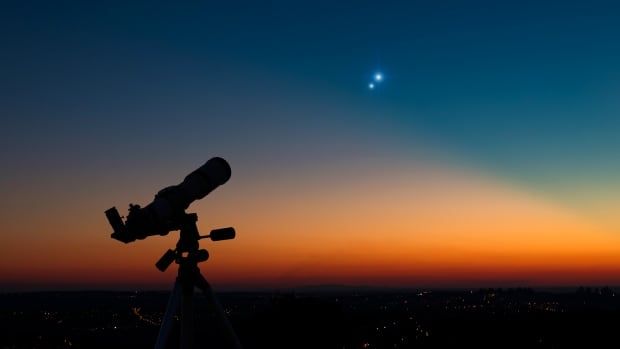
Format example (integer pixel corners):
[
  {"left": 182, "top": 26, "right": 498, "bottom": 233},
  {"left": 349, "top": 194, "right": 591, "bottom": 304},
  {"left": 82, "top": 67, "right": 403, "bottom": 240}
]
[
  {"left": 2, "top": 0, "right": 620, "bottom": 223},
  {"left": 3, "top": 0, "right": 620, "bottom": 289}
]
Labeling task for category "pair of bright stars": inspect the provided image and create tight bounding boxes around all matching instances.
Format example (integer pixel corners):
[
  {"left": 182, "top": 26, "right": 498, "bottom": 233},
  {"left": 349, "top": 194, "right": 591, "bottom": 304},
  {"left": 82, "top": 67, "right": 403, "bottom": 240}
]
[{"left": 368, "top": 72, "right": 384, "bottom": 90}]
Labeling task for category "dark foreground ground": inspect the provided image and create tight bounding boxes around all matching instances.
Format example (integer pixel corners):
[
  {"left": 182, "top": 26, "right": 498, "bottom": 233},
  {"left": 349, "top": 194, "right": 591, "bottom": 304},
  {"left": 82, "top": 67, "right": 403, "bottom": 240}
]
[{"left": 1, "top": 287, "right": 619, "bottom": 348}]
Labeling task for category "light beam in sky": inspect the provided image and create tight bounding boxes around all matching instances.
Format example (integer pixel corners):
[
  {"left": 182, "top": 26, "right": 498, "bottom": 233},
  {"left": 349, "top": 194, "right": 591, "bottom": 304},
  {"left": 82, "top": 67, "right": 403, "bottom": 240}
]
[{"left": 374, "top": 72, "right": 383, "bottom": 82}]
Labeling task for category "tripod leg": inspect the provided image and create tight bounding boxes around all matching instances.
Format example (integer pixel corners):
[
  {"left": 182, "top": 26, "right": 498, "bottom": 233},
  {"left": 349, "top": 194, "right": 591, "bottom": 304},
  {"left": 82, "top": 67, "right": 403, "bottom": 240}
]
[
  {"left": 180, "top": 277, "right": 195, "bottom": 349},
  {"left": 194, "top": 273, "right": 243, "bottom": 349},
  {"left": 155, "top": 280, "right": 182, "bottom": 349}
]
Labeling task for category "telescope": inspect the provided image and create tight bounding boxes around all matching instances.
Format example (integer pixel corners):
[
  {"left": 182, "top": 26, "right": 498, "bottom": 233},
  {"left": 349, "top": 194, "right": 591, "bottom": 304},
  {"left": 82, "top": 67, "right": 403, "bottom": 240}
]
[
  {"left": 105, "top": 157, "right": 232, "bottom": 243},
  {"left": 104, "top": 157, "right": 242, "bottom": 349}
]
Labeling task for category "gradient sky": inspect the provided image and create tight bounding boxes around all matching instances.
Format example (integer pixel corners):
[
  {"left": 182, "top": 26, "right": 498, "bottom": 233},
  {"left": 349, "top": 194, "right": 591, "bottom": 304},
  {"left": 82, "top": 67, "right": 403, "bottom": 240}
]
[{"left": 2, "top": 0, "right": 620, "bottom": 290}]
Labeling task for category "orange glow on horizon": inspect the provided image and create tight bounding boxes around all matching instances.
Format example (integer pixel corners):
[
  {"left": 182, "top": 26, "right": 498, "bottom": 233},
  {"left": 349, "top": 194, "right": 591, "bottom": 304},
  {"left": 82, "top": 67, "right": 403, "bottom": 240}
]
[{"left": 2, "top": 159, "right": 620, "bottom": 290}]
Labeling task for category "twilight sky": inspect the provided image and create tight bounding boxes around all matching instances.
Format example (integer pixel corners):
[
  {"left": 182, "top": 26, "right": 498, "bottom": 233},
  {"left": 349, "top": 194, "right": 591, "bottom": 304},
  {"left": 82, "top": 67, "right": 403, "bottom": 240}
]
[{"left": 2, "top": 0, "right": 620, "bottom": 290}]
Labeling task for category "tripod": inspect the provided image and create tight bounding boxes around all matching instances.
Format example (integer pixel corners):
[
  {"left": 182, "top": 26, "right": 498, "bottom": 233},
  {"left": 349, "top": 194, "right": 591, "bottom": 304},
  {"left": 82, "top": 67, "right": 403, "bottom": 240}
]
[{"left": 153, "top": 213, "right": 242, "bottom": 349}]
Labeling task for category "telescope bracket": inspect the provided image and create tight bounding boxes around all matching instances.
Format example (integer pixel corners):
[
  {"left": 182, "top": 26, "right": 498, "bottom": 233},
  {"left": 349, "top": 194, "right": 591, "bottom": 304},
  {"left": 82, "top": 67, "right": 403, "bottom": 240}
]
[{"left": 155, "top": 212, "right": 234, "bottom": 273}]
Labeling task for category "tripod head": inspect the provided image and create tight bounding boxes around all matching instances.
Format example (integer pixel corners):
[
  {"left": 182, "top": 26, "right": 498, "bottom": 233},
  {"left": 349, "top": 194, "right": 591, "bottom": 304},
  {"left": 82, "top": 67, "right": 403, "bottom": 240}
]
[{"left": 155, "top": 212, "right": 236, "bottom": 272}]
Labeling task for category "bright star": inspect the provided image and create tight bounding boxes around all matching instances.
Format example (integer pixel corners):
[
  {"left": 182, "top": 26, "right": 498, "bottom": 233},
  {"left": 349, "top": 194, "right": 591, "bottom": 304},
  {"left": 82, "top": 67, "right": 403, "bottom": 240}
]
[
  {"left": 374, "top": 72, "right": 383, "bottom": 82},
  {"left": 368, "top": 82, "right": 375, "bottom": 90}
]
